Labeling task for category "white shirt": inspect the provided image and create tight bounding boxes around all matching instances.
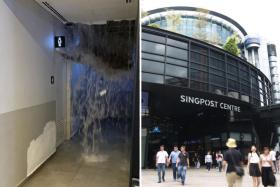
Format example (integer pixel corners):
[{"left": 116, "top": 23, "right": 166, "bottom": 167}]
[
  {"left": 261, "top": 154, "right": 272, "bottom": 167},
  {"left": 270, "top": 150, "right": 276, "bottom": 161},
  {"left": 156, "top": 151, "right": 168, "bottom": 164},
  {"left": 205, "top": 154, "right": 212, "bottom": 163},
  {"left": 248, "top": 152, "right": 260, "bottom": 163}
]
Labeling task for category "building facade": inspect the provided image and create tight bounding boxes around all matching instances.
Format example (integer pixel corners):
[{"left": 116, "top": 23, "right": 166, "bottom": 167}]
[{"left": 141, "top": 7, "right": 280, "bottom": 168}]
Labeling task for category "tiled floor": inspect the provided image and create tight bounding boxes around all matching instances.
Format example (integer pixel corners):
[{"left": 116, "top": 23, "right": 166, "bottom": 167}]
[
  {"left": 142, "top": 168, "right": 280, "bottom": 187},
  {"left": 22, "top": 138, "right": 130, "bottom": 187}
]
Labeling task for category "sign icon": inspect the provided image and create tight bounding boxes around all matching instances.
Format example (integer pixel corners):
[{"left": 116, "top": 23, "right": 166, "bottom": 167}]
[{"left": 54, "top": 36, "right": 65, "bottom": 48}]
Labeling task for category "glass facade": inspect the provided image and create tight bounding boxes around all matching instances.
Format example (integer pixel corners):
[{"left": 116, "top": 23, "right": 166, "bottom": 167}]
[
  {"left": 142, "top": 26, "right": 273, "bottom": 107},
  {"left": 143, "top": 14, "right": 236, "bottom": 46}
]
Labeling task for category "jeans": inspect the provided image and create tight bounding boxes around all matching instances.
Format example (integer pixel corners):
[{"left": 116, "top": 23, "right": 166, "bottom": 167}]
[
  {"left": 157, "top": 163, "right": 166, "bottom": 182},
  {"left": 218, "top": 161, "right": 222, "bottom": 172},
  {"left": 171, "top": 163, "right": 178, "bottom": 180},
  {"left": 206, "top": 162, "right": 211, "bottom": 171},
  {"left": 178, "top": 165, "right": 187, "bottom": 184}
]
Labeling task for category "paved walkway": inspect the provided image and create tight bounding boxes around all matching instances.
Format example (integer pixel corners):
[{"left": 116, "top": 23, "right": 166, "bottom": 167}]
[{"left": 142, "top": 168, "right": 280, "bottom": 187}]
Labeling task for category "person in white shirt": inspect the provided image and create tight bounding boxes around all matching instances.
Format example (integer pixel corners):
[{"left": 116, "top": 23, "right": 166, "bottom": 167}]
[
  {"left": 247, "top": 145, "right": 261, "bottom": 187},
  {"left": 156, "top": 145, "right": 168, "bottom": 183},
  {"left": 216, "top": 150, "right": 223, "bottom": 172},
  {"left": 205, "top": 151, "right": 213, "bottom": 171}
]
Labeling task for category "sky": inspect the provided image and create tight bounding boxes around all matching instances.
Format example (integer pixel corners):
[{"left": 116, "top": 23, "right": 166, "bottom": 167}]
[{"left": 141, "top": 0, "right": 280, "bottom": 76}]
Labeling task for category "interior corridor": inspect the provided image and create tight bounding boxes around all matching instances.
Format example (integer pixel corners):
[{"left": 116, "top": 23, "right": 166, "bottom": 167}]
[{"left": 21, "top": 137, "right": 129, "bottom": 187}]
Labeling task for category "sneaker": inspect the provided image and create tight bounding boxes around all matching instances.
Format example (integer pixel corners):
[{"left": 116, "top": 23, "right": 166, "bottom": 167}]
[
  {"left": 157, "top": 181, "right": 161, "bottom": 183},
  {"left": 182, "top": 181, "right": 185, "bottom": 185}
]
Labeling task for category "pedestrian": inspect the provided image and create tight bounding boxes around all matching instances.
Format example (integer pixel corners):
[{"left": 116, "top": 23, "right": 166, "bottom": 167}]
[
  {"left": 156, "top": 145, "right": 168, "bottom": 183},
  {"left": 247, "top": 145, "right": 261, "bottom": 187},
  {"left": 169, "top": 145, "right": 180, "bottom": 181},
  {"left": 276, "top": 151, "right": 280, "bottom": 173},
  {"left": 260, "top": 147, "right": 276, "bottom": 187},
  {"left": 216, "top": 150, "right": 224, "bottom": 172},
  {"left": 177, "top": 145, "right": 190, "bottom": 186},
  {"left": 223, "top": 138, "right": 244, "bottom": 187},
  {"left": 205, "top": 151, "right": 213, "bottom": 171},
  {"left": 270, "top": 149, "right": 277, "bottom": 172},
  {"left": 194, "top": 152, "right": 201, "bottom": 169}
]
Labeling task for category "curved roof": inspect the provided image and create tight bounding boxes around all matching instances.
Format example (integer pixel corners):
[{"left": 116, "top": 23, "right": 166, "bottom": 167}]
[{"left": 145, "top": 6, "right": 248, "bottom": 36}]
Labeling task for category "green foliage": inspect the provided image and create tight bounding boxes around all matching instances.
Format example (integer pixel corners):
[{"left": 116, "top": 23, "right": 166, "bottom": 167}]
[
  {"left": 148, "top": 23, "right": 160, "bottom": 28},
  {"left": 223, "top": 33, "right": 241, "bottom": 56}
]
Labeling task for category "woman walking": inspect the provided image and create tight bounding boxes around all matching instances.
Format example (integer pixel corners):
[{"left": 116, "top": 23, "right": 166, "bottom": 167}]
[
  {"left": 260, "top": 147, "right": 276, "bottom": 187},
  {"left": 205, "top": 151, "right": 213, "bottom": 171},
  {"left": 247, "top": 145, "right": 261, "bottom": 187}
]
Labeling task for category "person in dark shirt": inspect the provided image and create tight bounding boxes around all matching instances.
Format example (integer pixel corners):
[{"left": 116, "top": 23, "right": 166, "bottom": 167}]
[
  {"left": 223, "top": 138, "right": 243, "bottom": 187},
  {"left": 176, "top": 145, "right": 190, "bottom": 186}
]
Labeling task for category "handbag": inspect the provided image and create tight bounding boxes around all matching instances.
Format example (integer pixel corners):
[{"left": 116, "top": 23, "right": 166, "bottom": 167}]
[{"left": 229, "top": 150, "right": 244, "bottom": 177}]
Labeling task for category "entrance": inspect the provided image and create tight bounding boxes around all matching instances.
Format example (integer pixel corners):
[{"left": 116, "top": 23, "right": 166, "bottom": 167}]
[{"left": 142, "top": 106, "right": 255, "bottom": 168}]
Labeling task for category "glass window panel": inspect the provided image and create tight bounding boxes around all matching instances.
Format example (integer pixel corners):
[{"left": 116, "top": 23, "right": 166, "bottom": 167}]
[
  {"left": 228, "top": 73, "right": 238, "bottom": 81},
  {"left": 190, "top": 52, "right": 208, "bottom": 65},
  {"left": 241, "top": 84, "right": 250, "bottom": 94},
  {"left": 191, "top": 43, "right": 208, "bottom": 54},
  {"left": 209, "top": 68, "right": 225, "bottom": 77},
  {"left": 190, "top": 69, "right": 208, "bottom": 82},
  {"left": 228, "top": 80, "right": 239, "bottom": 90},
  {"left": 230, "top": 132, "right": 240, "bottom": 141},
  {"left": 166, "top": 64, "right": 188, "bottom": 78},
  {"left": 166, "top": 46, "right": 188, "bottom": 60},
  {"left": 209, "top": 58, "right": 225, "bottom": 70},
  {"left": 209, "top": 85, "right": 225, "bottom": 95},
  {"left": 142, "top": 41, "right": 165, "bottom": 55},
  {"left": 227, "top": 64, "right": 238, "bottom": 74},
  {"left": 166, "top": 57, "right": 188, "bottom": 67},
  {"left": 227, "top": 57, "right": 238, "bottom": 66},
  {"left": 209, "top": 74, "right": 225, "bottom": 86},
  {"left": 240, "top": 70, "right": 249, "bottom": 79},
  {"left": 142, "top": 52, "right": 165, "bottom": 62},
  {"left": 142, "top": 33, "right": 165, "bottom": 43},
  {"left": 165, "top": 76, "right": 188, "bottom": 87},
  {"left": 142, "top": 73, "right": 164, "bottom": 84},
  {"left": 167, "top": 38, "right": 188, "bottom": 49},
  {"left": 210, "top": 50, "right": 225, "bottom": 60},
  {"left": 190, "top": 62, "right": 208, "bottom": 71},
  {"left": 142, "top": 60, "right": 164, "bottom": 74},
  {"left": 190, "top": 80, "right": 208, "bottom": 91}
]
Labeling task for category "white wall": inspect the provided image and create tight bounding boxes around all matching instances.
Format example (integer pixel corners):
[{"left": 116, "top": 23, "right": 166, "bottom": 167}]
[
  {"left": 0, "top": 0, "right": 66, "bottom": 186},
  {"left": 0, "top": 0, "right": 55, "bottom": 114}
]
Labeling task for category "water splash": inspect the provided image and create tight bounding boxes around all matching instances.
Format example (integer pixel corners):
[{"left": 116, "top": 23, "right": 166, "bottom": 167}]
[{"left": 60, "top": 21, "right": 136, "bottom": 165}]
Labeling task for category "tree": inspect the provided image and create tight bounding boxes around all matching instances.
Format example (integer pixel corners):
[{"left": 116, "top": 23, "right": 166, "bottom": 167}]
[
  {"left": 148, "top": 23, "right": 160, "bottom": 28},
  {"left": 223, "top": 33, "right": 241, "bottom": 56},
  {"left": 165, "top": 10, "right": 182, "bottom": 33},
  {"left": 193, "top": 8, "right": 209, "bottom": 41}
]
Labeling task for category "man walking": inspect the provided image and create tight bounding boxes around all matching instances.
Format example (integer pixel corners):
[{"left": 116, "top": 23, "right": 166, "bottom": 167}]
[
  {"left": 177, "top": 145, "right": 190, "bottom": 186},
  {"left": 223, "top": 138, "right": 243, "bottom": 187},
  {"left": 169, "top": 145, "right": 180, "bottom": 181},
  {"left": 156, "top": 145, "right": 168, "bottom": 183},
  {"left": 205, "top": 151, "right": 213, "bottom": 171}
]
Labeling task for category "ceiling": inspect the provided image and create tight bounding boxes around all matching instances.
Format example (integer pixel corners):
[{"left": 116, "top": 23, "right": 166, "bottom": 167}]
[{"left": 35, "top": 0, "right": 138, "bottom": 24}]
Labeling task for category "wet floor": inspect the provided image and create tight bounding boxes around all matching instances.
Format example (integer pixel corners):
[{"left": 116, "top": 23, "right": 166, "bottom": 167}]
[{"left": 21, "top": 139, "right": 130, "bottom": 187}]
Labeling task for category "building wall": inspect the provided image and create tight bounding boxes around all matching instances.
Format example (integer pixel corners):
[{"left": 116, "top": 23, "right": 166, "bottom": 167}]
[{"left": 0, "top": 0, "right": 65, "bottom": 186}]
